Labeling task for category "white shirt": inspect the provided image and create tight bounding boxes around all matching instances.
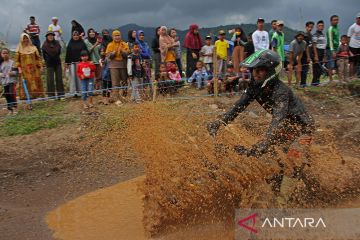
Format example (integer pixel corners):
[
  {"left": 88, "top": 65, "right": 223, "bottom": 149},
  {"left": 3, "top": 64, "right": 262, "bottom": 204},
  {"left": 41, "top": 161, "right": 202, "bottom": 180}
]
[
  {"left": 200, "top": 45, "right": 214, "bottom": 63},
  {"left": 252, "top": 30, "right": 269, "bottom": 51},
  {"left": 48, "top": 24, "right": 63, "bottom": 41},
  {"left": 347, "top": 23, "right": 360, "bottom": 48}
]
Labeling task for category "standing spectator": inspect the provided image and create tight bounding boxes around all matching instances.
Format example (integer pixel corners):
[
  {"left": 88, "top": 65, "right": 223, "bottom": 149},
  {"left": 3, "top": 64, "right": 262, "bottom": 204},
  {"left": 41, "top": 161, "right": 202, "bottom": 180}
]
[
  {"left": 127, "top": 30, "right": 137, "bottom": 51},
  {"left": 42, "top": 31, "right": 64, "bottom": 98},
  {"left": 84, "top": 28, "right": 102, "bottom": 90},
  {"left": 337, "top": 35, "right": 353, "bottom": 83},
  {"left": 0, "top": 48, "right": 18, "bottom": 115},
  {"left": 215, "top": 30, "right": 229, "bottom": 76},
  {"left": 15, "top": 33, "right": 43, "bottom": 104},
  {"left": 152, "top": 27, "right": 161, "bottom": 80},
  {"left": 159, "top": 26, "right": 178, "bottom": 65},
  {"left": 127, "top": 42, "right": 145, "bottom": 103},
  {"left": 288, "top": 32, "right": 309, "bottom": 86},
  {"left": 252, "top": 18, "right": 269, "bottom": 51},
  {"left": 77, "top": 50, "right": 96, "bottom": 109},
  {"left": 230, "top": 27, "right": 247, "bottom": 74},
  {"left": 301, "top": 21, "right": 315, "bottom": 87},
  {"left": 271, "top": 20, "right": 285, "bottom": 64},
  {"left": 312, "top": 20, "right": 327, "bottom": 86},
  {"left": 65, "top": 31, "right": 88, "bottom": 97},
  {"left": 269, "top": 19, "right": 278, "bottom": 41},
  {"left": 170, "top": 28, "right": 183, "bottom": 77},
  {"left": 71, "top": 20, "right": 85, "bottom": 37},
  {"left": 105, "top": 30, "right": 130, "bottom": 105},
  {"left": 348, "top": 13, "right": 360, "bottom": 78},
  {"left": 200, "top": 35, "right": 214, "bottom": 73},
  {"left": 101, "top": 29, "right": 112, "bottom": 50},
  {"left": 183, "top": 24, "right": 202, "bottom": 78},
  {"left": 326, "top": 15, "right": 340, "bottom": 81},
  {"left": 25, "top": 16, "right": 41, "bottom": 54},
  {"left": 136, "top": 30, "right": 152, "bottom": 85},
  {"left": 48, "top": 17, "right": 64, "bottom": 45},
  {"left": 244, "top": 32, "right": 255, "bottom": 57}
]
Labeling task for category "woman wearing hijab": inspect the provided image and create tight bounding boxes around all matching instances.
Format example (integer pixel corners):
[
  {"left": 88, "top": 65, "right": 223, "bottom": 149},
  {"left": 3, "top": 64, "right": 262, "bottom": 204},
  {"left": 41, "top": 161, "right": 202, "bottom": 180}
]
[
  {"left": 183, "top": 24, "right": 202, "bottom": 78},
  {"left": 127, "top": 30, "right": 137, "bottom": 51},
  {"left": 151, "top": 27, "right": 161, "bottom": 80},
  {"left": 65, "top": 31, "right": 88, "bottom": 96},
  {"left": 230, "top": 26, "right": 247, "bottom": 74},
  {"left": 101, "top": 29, "right": 112, "bottom": 52},
  {"left": 136, "top": 30, "right": 152, "bottom": 84},
  {"left": 105, "top": 30, "right": 130, "bottom": 104},
  {"left": 15, "top": 33, "right": 43, "bottom": 101},
  {"left": 84, "top": 28, "right": 102, "bottom": 90},
  {"left": 159, "top": 26, "right": 178, "bottom": 65},
  {"left": 71, "top": 20, "right": 85, "bottom": 37},
  {"left": 42, "top": 31, "right": 64, "bottom": 98}
]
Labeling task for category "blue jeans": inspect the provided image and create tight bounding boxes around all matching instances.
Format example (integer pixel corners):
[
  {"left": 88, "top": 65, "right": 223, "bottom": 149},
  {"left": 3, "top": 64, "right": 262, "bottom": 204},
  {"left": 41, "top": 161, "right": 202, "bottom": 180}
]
[
  {"left": 326, "top": 50, "right": 335, "bottom": 69},
  {"left": 81, "top": 78, "right": 94, "bottom": 101}
]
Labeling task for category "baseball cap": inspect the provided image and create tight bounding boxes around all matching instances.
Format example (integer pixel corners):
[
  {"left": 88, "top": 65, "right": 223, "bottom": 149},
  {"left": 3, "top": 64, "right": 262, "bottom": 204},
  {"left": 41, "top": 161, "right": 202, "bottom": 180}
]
[
  {"left": 276, "top": 20, "right": 284, "bottom": 25},
  {"left": 257, "top": 18, "right": 265, "bottom": 23},
  {"left": 52, "top": 17, "right": 58, "bottom": 20},
  {"left": 357, "top": 12, "right": 360, "bottom": 18},
  {"left": 218, "top": 30, "right": 226, "bottom": 35},
  {"left": 205, "top": 35, "right": 212, "bottom": 40},
  {"left": 45, "top": 31, "right": 55, "bottom": 37},
  {"left": 295, "top": 31, "right": 305, "bottom": 38}
]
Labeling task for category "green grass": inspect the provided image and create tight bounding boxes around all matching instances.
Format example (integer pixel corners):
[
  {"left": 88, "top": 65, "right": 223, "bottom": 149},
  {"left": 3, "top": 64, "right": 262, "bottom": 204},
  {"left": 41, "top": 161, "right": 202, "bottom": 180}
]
[{"left": 0, "top": 101, "right": 78, "bottom": 137}]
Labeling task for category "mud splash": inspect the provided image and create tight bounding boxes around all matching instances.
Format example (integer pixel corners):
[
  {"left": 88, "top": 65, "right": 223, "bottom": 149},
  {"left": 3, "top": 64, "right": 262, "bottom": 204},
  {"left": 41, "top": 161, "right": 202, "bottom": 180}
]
[
  {"left": 46, "top": 176, "right": 146, "bottom": 240},
  {"left": 125, "top": 100, "right": 360, "bottom": 237}
]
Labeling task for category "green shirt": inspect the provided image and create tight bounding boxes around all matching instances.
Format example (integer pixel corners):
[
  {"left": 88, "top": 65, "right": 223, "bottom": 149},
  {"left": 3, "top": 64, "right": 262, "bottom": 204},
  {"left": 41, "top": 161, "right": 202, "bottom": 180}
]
[
  {"left": 326, "top": 25, "right": 339, "bottom": 51},
  {"left": 271, "top": 31, "right": 285, "bottom": 61},
  {"left": 84, "top": 39, "right": 101, "bottom": 64}
]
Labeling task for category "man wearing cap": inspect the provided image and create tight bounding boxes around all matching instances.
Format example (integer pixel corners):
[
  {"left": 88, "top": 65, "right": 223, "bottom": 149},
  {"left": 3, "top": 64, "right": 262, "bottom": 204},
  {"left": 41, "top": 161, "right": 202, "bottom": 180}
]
[
  {"left": 288, "top": 32, "right": 309, "bottom": 86},
  {"left": 271, "top": 20, "right": 285, "bottom": 64},
  {"left": 25, "top": 16, "right": 41, "bottom": 53},
  {"left": 215, "top": 30, "right": 229, "bottom": 76},
  {"left": 252, "top": 18, "right": 270, "bottom": 52},
  {"left": 347, "top": 13, "right": 360, "bottom": 78},
  {"left": 48, "top": 17, "right": 63, "bottom": 43}
]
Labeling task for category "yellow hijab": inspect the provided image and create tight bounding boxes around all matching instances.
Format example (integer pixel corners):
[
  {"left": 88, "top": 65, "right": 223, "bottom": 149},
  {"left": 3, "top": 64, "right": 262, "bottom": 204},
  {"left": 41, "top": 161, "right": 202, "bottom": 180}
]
[
  {"left": 16, "top": 33, "right": 38, "bottom": 54},
  {"left": 105, "top": 30, "right": 129, "bottom": 61}
]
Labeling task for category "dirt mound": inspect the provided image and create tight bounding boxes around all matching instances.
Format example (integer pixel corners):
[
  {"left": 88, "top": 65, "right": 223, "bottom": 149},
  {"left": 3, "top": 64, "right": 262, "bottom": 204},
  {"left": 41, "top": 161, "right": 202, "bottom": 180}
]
[{"left": 125, "top": 98, "right": 360, "bottom": 237}]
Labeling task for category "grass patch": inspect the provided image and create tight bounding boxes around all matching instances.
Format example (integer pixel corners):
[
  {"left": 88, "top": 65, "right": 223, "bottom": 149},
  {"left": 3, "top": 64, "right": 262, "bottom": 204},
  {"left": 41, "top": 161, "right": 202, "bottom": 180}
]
[{"left": 0, "top": 101, "right": 78, "bottom": 137}]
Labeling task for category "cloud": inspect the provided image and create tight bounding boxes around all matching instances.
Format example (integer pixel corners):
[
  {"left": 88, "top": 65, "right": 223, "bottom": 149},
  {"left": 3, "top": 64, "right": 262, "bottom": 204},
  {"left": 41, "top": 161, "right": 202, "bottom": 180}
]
[{"left": 0, "top": 0, "right": 358, "bottom": 46}]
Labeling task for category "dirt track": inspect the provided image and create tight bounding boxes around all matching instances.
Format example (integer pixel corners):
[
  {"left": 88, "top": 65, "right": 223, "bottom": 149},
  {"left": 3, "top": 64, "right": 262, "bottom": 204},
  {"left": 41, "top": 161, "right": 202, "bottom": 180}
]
[{"left": 0, "top": 86, "right": 360, "bottom": 239}]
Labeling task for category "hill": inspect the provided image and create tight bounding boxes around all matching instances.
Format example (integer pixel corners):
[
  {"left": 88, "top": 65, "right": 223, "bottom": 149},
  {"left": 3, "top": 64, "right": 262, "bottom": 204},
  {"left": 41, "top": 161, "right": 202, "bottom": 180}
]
[{"left": 117, "top": 23, "right": 299, "bottom": 45}]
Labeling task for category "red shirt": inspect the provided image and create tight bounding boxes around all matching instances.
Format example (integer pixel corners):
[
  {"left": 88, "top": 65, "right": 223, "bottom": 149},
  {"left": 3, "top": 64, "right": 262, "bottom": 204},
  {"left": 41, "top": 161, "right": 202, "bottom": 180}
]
[
  {"left": 26, "top": 24, "right": 40, "bottom": 36},
  {"left": 77, "top": 61, "right": 96, "bottom": 80}
]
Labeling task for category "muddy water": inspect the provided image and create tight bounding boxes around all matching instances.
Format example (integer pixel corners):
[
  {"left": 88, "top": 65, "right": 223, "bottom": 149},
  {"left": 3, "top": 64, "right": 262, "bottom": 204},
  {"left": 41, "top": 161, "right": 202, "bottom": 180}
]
[{"left": 46, "top": 176, "right": 146, "bottom": 240}]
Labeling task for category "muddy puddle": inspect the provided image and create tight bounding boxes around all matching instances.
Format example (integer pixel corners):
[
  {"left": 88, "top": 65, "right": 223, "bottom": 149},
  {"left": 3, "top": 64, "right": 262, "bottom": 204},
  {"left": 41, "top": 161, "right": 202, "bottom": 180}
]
[{"left": 46, "top": 175, "right": 235, "bottom": 240}]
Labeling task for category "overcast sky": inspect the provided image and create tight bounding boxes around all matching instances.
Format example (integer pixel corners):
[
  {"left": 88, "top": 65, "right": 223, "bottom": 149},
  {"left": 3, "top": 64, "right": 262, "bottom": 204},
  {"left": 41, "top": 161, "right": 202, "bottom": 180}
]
[{"left": 0, "top": 0, "right": 358, "bottom": 46}]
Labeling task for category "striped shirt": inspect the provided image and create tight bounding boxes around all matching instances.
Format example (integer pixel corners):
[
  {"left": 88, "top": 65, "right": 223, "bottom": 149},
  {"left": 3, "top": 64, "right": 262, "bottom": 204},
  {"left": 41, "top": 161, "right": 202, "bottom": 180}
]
[
  {"left": 312, "top": 31, "right": 327, "bottom": 50},
  {"left": 26, "top": 24, "right": 40, "bottom": 37}
]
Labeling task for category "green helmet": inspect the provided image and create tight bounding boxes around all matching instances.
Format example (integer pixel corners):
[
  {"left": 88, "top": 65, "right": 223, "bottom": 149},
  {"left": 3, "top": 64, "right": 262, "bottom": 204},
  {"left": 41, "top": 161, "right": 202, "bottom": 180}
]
[{"left": 240, "top": 49, "right": 281, "bottom": 69}]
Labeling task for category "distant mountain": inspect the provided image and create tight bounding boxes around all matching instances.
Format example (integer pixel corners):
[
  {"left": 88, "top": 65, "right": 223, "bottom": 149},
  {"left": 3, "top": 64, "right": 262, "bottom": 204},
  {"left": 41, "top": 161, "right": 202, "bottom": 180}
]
[{"left": 116, "top": 23, "right": 299, "bottom": 45}]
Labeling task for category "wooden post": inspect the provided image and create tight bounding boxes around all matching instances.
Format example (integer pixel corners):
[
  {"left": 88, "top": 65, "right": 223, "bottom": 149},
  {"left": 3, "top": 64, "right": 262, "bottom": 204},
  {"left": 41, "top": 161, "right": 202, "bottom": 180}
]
[
  {"left": 213, "top": 46, "right": 218, "bottom": 98},
  {"left": 152, "top": 80, "right": 157, "bottom": 102}
]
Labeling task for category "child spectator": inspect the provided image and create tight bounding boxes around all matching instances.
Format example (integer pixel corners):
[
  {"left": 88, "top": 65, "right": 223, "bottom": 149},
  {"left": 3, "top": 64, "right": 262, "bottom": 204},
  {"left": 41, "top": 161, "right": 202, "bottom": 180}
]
[
  {"left": 200, "top": 36, "right": 214, "bottom": 73},
  {"left": 223, "top": 63, "right": 240, "bottom": 96},
  {"left": 188, "top": 60, "right": 209, "bottom": 90},
  {"left": 127, "top": 42, "right": 145, "bottom": 103},
  {"left": 168, "top": 62, "right": 181, "bottom": 81},
  {"left": 215, "top": 30, "right": 229, "bottom": 76},
  {"left": 77, "top": 50, "right": 96, "bottom": 109},
  {"left": 0, "top": 48, "right": 18, "bottom": 115},
  {"left": 337, "top": 35, "right": 353, "bottom": 83}
]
